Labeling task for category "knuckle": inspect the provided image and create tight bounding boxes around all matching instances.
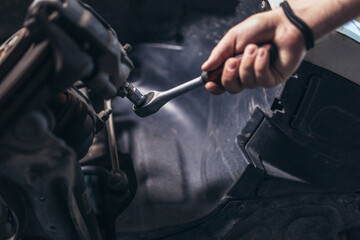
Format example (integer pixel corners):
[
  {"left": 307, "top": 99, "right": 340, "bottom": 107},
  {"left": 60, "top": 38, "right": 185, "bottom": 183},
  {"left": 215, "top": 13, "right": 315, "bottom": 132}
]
[
  {"left": 227, "top": 28, "right": 236, "bottom": 37},
  {"left": 240, "top": 58, "right": 250, "bottom": 70},
  {"left": 222, "top": 76, "right": 232, "bottom": 86},
  {"left": 254, "top": 64, "right": 266, "bottom": 78},
  {"left": 240, "top": 59, "right": 253, "bottom": 77},
  {"left": 254, "top": 64, "right": 264, "bottom": 75},
  {"left": 254, "top": 68, "right": 274, "bottom": 88},
  {"left": 257, "top": 77, "right": 273, "bottom": 88},
  {"left": 240, "top": 73, "right": 254, "bottom": 88},
  {"left": 225, "top": 83, "right": 242, "bottom": 94},
  {"left": 222, "top": 78, "right": 237, "bottom": 90}
]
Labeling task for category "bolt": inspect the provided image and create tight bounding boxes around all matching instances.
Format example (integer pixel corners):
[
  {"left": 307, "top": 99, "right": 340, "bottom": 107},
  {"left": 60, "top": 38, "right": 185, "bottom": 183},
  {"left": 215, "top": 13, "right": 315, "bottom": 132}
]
[
  {"left": 123, "top": 82, "right": 146, "bottom": 107},
  {"left": 123, "top": 43, "right": 132, "bottom": 54}
]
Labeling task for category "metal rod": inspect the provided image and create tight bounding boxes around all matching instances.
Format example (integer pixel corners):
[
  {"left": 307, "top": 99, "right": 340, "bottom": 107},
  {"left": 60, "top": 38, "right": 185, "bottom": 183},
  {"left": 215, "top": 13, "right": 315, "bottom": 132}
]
[
  {"left": 104, "top": 99, "right": 120, "bottom": 172},
  {"left": 159, "top": 76, "right": 203, "bottom": 102}
]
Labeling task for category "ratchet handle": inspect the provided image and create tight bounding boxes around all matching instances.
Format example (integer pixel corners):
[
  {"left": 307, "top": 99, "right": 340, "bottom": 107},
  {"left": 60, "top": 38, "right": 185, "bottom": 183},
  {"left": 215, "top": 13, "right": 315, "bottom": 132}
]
[{"left": 201, "top": 42, "right": 277, "bottom": 84}]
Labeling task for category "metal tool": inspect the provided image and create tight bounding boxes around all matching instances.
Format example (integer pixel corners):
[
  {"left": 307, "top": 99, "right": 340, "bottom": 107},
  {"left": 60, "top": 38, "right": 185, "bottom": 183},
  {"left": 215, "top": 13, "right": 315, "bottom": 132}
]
[
  {"left": 129, "top": 43, "right": 277, "bottom": 118},
  {"left": 133, "top": 75, "right": 205, "bottom": 117},
  {"left": 104, "top": 99, "right": 121, "bottom": 172},
  {"left": 104, "top": 99, "right": 129, "bottom": 192}
]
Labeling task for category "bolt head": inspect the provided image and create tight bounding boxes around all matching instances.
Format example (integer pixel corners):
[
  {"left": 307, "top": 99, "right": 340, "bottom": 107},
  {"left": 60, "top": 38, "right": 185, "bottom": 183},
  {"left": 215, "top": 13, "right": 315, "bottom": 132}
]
[{"left": 123, "top": 44, "right": 132, "bottom": 54}]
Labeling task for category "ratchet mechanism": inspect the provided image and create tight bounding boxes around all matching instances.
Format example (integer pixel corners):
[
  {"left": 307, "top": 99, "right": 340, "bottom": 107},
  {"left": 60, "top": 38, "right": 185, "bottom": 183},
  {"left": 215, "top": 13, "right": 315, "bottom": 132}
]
[{"left": 124, "top": 43, "right": 277, "bottom": 118}]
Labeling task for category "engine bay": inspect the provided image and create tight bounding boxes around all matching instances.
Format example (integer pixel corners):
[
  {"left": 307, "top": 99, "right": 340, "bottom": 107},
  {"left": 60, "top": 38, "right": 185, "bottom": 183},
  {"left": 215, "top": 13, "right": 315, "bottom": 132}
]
[{"left": 1, "top": 0, "right": 360, "bottom": 239}]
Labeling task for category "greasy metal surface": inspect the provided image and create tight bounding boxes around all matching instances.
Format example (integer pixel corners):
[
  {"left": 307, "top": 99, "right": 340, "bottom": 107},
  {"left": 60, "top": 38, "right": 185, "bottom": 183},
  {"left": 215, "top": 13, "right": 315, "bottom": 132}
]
[
  {"left": 0, "top": 111, "right": 102, "bottom": 240},
  {"left": 111, "top": 0, "right": 283, "bottom": 234}
]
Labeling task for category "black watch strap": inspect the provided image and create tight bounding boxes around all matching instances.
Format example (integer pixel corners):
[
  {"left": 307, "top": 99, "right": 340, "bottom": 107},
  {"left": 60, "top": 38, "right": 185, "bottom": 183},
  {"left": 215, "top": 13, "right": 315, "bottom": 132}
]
[{"left": 280, "top": 1, "right": 315, "bottom": 50}]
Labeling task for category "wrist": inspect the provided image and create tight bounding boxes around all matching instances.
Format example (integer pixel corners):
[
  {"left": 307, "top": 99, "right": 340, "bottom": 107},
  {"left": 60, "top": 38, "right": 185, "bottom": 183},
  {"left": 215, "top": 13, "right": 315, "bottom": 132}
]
[
  {"left": 287, "top": 0, "right": 325, "bottom": 40},
  {"left": 272, "top": 7, "right": 307, "bottom": 50},
  {"left": 287, "top": 0, "right": 360, "bottom": 40},
  {"left": 279, "top": 1, "right": 314, "bottom": 50}
]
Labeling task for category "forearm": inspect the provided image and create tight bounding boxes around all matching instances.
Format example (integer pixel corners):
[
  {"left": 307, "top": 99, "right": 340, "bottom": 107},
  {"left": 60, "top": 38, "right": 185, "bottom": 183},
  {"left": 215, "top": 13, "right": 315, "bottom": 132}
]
[
  {"left": 202, "top": 0, "right": 360, "bottom": 94},
  {"left": 289, "top": 0, "right": 360, "bottom": 40}
]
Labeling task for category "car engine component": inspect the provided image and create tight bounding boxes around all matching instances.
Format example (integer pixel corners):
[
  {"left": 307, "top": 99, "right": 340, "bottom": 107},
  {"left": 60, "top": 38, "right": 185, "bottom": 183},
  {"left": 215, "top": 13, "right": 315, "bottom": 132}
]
[{"left": 1, "top": 0, "right": 360, "bottom": 239}]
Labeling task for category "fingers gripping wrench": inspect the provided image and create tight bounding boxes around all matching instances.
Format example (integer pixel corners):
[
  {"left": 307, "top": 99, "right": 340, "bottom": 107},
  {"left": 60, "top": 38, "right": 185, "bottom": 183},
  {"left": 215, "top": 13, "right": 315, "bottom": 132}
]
[{"left": 126, "top": 43, "right": 277, "bottom": 117}]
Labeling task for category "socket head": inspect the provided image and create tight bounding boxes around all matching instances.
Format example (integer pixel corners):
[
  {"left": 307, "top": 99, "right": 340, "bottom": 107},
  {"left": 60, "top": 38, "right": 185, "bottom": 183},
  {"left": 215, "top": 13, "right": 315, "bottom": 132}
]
[{"left": 133, "top": 91, "right": 163, "bottom": 117}]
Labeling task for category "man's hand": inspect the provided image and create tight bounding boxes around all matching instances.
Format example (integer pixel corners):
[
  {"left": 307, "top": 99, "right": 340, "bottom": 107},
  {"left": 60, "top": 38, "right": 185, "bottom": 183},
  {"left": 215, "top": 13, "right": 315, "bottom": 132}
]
[{"left": 201, "top": 7, "right": 307, "bottom": 94}]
